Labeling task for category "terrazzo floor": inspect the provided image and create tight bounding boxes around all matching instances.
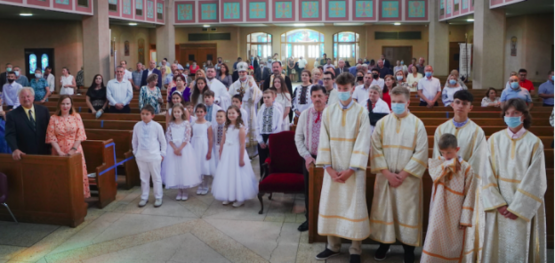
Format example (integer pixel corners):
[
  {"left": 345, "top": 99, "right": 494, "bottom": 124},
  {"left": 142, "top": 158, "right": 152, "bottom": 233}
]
[{"left": 0, "top": 157, "right": 553, "bottom": 263}]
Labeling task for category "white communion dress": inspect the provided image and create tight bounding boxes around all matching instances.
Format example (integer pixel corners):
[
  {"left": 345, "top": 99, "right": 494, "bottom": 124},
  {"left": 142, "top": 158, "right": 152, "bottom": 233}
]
[
  {"left": 211, "top": 124, "right": 259, "bottom": 202},
  {"left": 162, "top": 121, "right": 201, "bottom": 189},
  {"left": 191, "top": 121, "right": 216, "bottom": 176}
]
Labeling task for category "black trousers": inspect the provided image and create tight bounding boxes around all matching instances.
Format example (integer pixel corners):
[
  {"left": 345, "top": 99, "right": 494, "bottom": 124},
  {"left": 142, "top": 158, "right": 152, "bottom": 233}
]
[
  {"left": 302, "top": 154, "right": 316, "bottom": 221},
  {"left": 419, "top": 101, "right": 438, "bottom": 106},
  {"left": 543, "top": 103, "right": 553, "bottom": 107},
  {"left": 257, "top": 134, "right": 270, "bottom": 178},
  {"left": 109, "top": 105, "right": 131, "bottom": 113}
]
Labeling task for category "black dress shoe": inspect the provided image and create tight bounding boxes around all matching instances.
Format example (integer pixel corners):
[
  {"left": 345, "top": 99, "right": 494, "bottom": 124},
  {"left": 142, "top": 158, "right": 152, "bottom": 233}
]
[
  {"left": 350, "top": 254, "right": 361, "bottom": 263},
  {"left": 374, "top": 244, "right": 390, "bottom": 261},
  {"left": 297, "top": 221, "right": 308, "bottom": 232},
  {"left": 315, "top": 248, "right": 339, "bottom": 260}
]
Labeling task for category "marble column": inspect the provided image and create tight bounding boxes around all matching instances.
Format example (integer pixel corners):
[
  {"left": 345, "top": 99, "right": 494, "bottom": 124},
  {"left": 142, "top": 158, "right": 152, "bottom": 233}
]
[
  {"left": 82, "top": 0, "right": 110, "bottom": 85},
  {"left": 428, "top": 0, "right": 450, "bottom": 76},
  {"left": 156, "top": 0, "right": 176, "bottom": 63},
  {"left": 473, "top": 0, "right": 506, "bottom": 89}
]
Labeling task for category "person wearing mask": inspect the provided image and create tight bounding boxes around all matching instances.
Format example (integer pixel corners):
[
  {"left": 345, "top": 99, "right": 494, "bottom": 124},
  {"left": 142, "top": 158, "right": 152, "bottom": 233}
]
[
  {"left": 30, "top": 68, "right": 50, "bottom": 104},
  {"left": 13, "top": 66, "right": 29, "bottom": 87},
  {"left": 0, "top": 63, "right": 12, "bottom": 88},
  {"left": 86, "top": 74, "right": 108, "bottom": 115},
  {"left": 5, "top": 87, "right": 51, "bottom": 160},
  {"left": 107, "top": 66, "right": 134, "bottom": 113},
  {"left": 297, "top": 56, "right": 308, "bottom": 82},
  {"left": 407, "top": 65, "right": 423, "bottom": 92},
  {"left": 334, "top": 59, "right": 347, "bottom": 76},
  {"left": 2, "top": 72, "right": 22, "bottom": 110},
  {"left": 355, "top": 71, "right": 365, "bottom": 86},
  {"left": 323, "top": 58, "right": 335, "bottom": 72},
  {"left": 517, "top": 68, "right": 535, "bottom": 95},
  {"left": 445, "top": 69, "right": 468, "bottom": 90},
  {"left": 417, "top": 65, "right": 441, "bottom": 107},
  {"left": 294, "top": 85, "right": 328, "bottom": 232},
  {"left": 140, "top": 60, "right": 162, "bottom": 88},
  {"left": 500, "top": 75, "right": 533, "bottom": 110},
  {"left": 416, "top": 57, "right": 426, "bottom": 75},
  {"left": 442, "top": 74, "right": 464, "bottom": 107},
  {"left": 376, "top": 60, "right": 392, "bottom": 78},
  {"left": 370, "top": 68, "right": 385, "bottom": 88},
  {"left": 394, "top": 70, "right": 410, "bottom": 91},
  {"left": 132, "top": 63, "right": 144, "bottom": 91},
  {"left": 59, "top": 67, "right": 77, "bottom": 96},
  {"left": 538, "top": 70, "right": 554, "bottom": 106},
  {"left": 481, "top": 87, "right": 501, "bottom": 107},
  {"left": 75, "top": 66, "right": 85, "bottom": 88},
  {"left": 44, "top": 66, "right": 56, "bottom": 93}
]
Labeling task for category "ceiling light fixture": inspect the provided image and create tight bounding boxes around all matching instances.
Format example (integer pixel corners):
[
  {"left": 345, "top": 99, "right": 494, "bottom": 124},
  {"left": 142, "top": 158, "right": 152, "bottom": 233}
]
[
  {"left": 293, "top": 23, "right": 306, "bottom": 27},
  {"left": 203, "top": 24, "right": 210, "bottom": 28},
  {"left": 20, "top": 13, "right": 33, "bottom": 17},
  {"left": 467, "top": 18, "right": 474, "bottom": 22},
  {"left": 129, "top": 22, "right": 137, "bottom": 26},
  {"left": 394, "top": 22, "right": 401, "bottom": 26}
]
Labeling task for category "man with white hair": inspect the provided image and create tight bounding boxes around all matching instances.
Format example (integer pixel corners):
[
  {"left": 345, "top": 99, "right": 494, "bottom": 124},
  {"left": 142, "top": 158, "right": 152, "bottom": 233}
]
[
  {"left": 229, "top": 62, "right": 262, "bottom": 155},
  {"left": 334, "top": 59, "right": 347, "bottom": 76},
  {"left": 205, "top": 66, "right": 231, "bottom": 110},
  {"left": 5, "top": 87, "right": 51, "bottom": 160},
  {"left": 349, "top": 63, "right": 361, "bottom": 76}
]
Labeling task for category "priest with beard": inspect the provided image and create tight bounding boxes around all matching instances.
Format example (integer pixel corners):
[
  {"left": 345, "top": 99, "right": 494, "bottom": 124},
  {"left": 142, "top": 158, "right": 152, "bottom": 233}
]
[{"left": 205, "top": 66, "right": 231, "bottom": 110}]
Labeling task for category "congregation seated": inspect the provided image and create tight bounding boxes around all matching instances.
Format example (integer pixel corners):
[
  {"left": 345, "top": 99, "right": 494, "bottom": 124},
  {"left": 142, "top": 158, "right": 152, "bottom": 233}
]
[
  {"left": 481, "top": 87, "right": 501, "bottom": 107},
  {"left": 46, "top": 95, "right": 89, "bottom": 198},
  {"left": 139, "top": 73, "right": 163, "bottom": 114},
  {"left": 85, "top": 74, "right": 108, "bottom": 115}
]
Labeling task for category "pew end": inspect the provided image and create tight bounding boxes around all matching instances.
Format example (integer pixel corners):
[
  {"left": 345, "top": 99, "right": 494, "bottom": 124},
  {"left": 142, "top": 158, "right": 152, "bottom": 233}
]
[{"left": 82, "top": 140, "right": 117, "bottom": 209}]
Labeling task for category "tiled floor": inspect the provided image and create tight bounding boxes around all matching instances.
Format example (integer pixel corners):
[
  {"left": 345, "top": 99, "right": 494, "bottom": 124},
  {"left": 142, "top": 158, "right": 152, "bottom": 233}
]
[{"left": 0, "top": 157, "right": 553, "bottom": 263}]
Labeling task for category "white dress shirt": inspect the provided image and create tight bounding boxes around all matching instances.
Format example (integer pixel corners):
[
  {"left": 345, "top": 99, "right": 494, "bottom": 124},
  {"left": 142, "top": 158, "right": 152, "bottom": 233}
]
[
  {"left": 417, "top": 77, "right": 442, "bottom": 102},
  {"left": 298, "top": 59, "right": 308, "bottom": 68},
  {"left": 107, "top": 78, "right": 133, "bottom": 106},
  {"left": 352, "top": 84, "right": 373, "bottom": 106},
  {"left": 46, "top": 74, "right": 55, "bottom": 92},
  {"left": 132, "top": 120, "right": 167, "bottom": 162},
  {"left": 2, "top": 82, "right": 22, "bottom": 108},
  {"left": 124, "top": 69, "right": 133, "bottom": 82}
]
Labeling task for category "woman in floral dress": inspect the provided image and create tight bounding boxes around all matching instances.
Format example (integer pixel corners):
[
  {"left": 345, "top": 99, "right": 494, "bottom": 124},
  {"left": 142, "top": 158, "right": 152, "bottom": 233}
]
[
  {"left": 46, "top": 95, "right": 90, "bottom": 198},
  {"left": 139, "top": 73, "right": 164, "bottom": 114}
]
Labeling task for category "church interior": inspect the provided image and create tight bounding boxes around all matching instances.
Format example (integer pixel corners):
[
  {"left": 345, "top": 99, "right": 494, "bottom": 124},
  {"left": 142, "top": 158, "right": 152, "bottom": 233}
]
[{"left": 0, "top": 0, "right": 553, "bottom": 262}]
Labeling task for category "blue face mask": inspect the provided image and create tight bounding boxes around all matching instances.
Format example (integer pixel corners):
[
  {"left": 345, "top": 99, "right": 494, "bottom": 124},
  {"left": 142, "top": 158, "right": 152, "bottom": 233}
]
[
  {"left": 337, "top": 91, "right": 351, "bottom": 102},
  {"left": 551, "top": 75, "right": 554, "bottom": 81},
  {"left": 449, "top": 79, "right": 457, "bottom": 85},
  {"left": 504, "top": 116, "right": 522, "bottom": 128},
  {"left": 425, "top": 72, "right": 432, "bottom": 78},
  {"left": 400, "top": 61, "right": 404, "bottom": 65},
  {"left": 391, "top": 103, "right": 406, "bottom": 115},
  {"left": 510, "top": 81, "right": 520, "bottom": 90}
]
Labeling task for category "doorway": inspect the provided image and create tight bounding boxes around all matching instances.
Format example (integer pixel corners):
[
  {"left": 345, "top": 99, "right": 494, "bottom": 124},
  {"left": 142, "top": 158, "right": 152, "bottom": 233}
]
[
  {"left": 449, "top": 42, "right": 460, "bottom": 72},
  {"left": 382, "top": 46, "right": 412, "bottom": 69},
  {"left": 24, "top": 48, "right": 54, "bottom": 80},
  {"left": 281, "top": 29, "right": 325, "bottom": 72},
  {"left": 179, "top": 44, "right": 217, "bottom": 68}
]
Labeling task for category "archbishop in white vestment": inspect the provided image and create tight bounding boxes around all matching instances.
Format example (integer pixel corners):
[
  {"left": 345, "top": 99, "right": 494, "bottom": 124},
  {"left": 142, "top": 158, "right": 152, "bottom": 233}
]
[
  {"left": 315, "top": 100, "right": 371, "bottom": 241},
  {"left": 481, "top": 129, "right": 547, "bottom": 263},
  {"left": 206, "top": 77, "right": 231, "bottom": 110},
  {"left": 369, "top": 113, "right": 428, "bottom": 246},
  {"left": 229, "top": 75, "right": 262, "bottom": 148},
  {"left": 432, "top": 119, "right": 487, "bottom": 262}
]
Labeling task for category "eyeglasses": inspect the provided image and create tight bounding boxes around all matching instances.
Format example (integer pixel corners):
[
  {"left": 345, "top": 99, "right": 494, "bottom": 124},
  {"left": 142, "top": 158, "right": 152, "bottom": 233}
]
[{"left": 323, "top": 78, "right": 332, "bottom": 81}]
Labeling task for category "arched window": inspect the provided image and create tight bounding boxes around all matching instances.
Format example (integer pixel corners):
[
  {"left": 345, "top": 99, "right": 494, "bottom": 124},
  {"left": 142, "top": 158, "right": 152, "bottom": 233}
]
[
  {"left": 41, "top": 54, "right": 49, "bottom": 71},
  {"left": 333, "top": 31, "right": 359, "bottom": 62},
  {"left": 29, "top": 54, "right": 37, "bottom": 74},
  {"left": 280, "top": 29, "right": 324, "bottom": 61},
  {"left": 247, "top": 32, "right": 272, "bottom": 59}
]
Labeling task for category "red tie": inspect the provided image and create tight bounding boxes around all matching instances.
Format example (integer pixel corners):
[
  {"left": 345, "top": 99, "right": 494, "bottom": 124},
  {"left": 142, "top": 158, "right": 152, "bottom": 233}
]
[{"left": 315, "top": 112, "right": 321, "bottom": 123}]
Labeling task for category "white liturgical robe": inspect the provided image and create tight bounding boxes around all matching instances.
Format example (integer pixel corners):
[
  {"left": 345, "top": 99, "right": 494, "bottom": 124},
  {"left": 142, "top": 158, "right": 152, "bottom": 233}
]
[
  {"left": 481, "top": 129, "right": 547, "bottom": 263},
  {"left": 315, "top": 101, "right": 371, "bottom": 241},
  {"left": 229, "top": 77, "right": 262, "bottom": 147},
  {"left": 432, "top": 119, "right": 487, "bottom": 262},
  {"left": 369, "top": 113, "right": 428, "bottom": 246}
]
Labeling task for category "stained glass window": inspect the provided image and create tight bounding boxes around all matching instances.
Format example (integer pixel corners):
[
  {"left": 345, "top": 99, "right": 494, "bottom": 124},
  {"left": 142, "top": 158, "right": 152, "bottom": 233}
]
[
  {"left": 333, "top": 32, "right": 359, "bottom": 62},
  {"left": 41, "top": 54, "right": 49, "bottom": 72},
  {"left": 280, "top": 29, "right": 324, "bottom": 59},
  {"left": 29, "top": 54, "right": 37, "bottom": 74},
  {"left": 247, "top": 32, "right": 272, "bottom": 59}
]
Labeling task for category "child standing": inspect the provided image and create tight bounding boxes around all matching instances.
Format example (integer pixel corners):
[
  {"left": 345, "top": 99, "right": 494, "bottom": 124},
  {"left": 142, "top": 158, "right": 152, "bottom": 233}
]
[
  {"left": 212, "top": 110, "right": 226, "bottom": 167},
  {"left": 255, "top": 89, "right": 283, "bottom": 177},
  {"left": 422, "top": 133, "right": 477, "bottom": 262},
  {"left": 192, "top": 104, "right": 215, "bottom": 195},
  {"left": 162, "top": 103, "right": 201, "bottom": 201},
  {"left": 184, "top": 102, "right": 197, "bottom": 124},
  {"left": 231, "top": 94, "right": 249, "bottom": 131},
  {"left": 203, "top": 89, "right": 222, "bottom": 123},
  {"left": 166, "top": 91, "right": 184, "bottom": 129},
  {"left": 132, "top": 105, "right": 167, "bottom": 207},
  {"left": 212, "top": 106, "right": 259, "bottom": 207}
]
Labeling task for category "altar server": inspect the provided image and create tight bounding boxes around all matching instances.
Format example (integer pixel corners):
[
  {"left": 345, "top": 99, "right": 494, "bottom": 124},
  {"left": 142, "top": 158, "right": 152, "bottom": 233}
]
[{"left": 369, "top": 86, "right": 428, "bottom": 263}]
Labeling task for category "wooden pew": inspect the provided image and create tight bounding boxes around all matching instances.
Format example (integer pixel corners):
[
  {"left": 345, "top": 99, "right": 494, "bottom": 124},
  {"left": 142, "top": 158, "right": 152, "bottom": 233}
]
[
  {"left": 85, "top": 129, "right": 140, "bottom": 189},
  {"left": 75, "top": 112, "right": 165, "bottom": 122},
  {"left": 0, "top": 154, "right": 87, "bottom": 227},
  {"left": 82, "top": 140, "right": 117, "bottom": 209}
]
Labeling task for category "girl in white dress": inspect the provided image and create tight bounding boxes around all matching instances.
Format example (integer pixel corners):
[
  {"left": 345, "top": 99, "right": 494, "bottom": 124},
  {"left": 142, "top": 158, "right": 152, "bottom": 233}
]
[
  {"left": 60, "top": 67, "right": 76, "bottom": 95},
  {"left": 192, "top": 104, "right": 215, "bottom": 195},
  {"left": 162, "top": 103, "right": 201, "bottom": 201},
  {"left": 212, "top": 105, "right": 258, "bottom": 207},
  {"left": 212, "top": 110, "right": 226, "bottom": 168},
  {"left": 271, "top": 75, "right": 291, "bottom": 131}
]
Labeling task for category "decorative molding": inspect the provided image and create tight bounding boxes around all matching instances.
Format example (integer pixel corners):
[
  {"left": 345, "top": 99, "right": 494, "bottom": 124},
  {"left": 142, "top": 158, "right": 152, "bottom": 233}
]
[
  {"left": 247, "top": 0, "right": 269, "bottom": 22},
  {"left": 298, "top": 0, "right": 322, "bottom": 22},
  {"left": 272, "top": 0, "right": 295, "bottom": 22},
  {"left": 351, "top": 0, "right": 377, "bottom": 21},
  {"left": 220, "top": 0, "right": 242, "bottom": 22}
]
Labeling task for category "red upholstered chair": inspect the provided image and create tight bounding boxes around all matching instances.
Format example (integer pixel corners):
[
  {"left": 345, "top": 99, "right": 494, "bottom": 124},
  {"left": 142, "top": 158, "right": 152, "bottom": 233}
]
[{"left": 258, "top": 131, "right": 304, "bottom": 214}]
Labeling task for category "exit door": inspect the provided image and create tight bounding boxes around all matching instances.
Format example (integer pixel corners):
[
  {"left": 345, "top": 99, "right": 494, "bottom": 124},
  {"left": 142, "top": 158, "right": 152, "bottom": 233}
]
[
  {"left": 179, "top": 44, "right": 217, "bottom": 68},
  {"left": 24, "top": 48, "right": 55, "bottom": 80}
]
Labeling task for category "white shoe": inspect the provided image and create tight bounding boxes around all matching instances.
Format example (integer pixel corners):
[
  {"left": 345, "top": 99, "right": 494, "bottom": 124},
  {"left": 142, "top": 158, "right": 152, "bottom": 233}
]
[
  {"left": 202, "top": 187, "right": 209, "bottom": 195},
  {"left": 181, "top": 191, "right": 189, "bottom": 201},
  {"left": 196, "top": 187, "right": 204, "bottom": 195},
  {"left": 138, "top": 199, "right": 148, "bottom": 207},
  {"left": 176, "top": 192, "right": 182, "bottom": 201},
  {"left": 222, "top": 201, "right": 229, "bottom": 205},
  {"left": 232, "top": 201, "right": 244, "bottom": 208},
  {"left": 154, "top": 198, "right": 163, "bottom": 207}
]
